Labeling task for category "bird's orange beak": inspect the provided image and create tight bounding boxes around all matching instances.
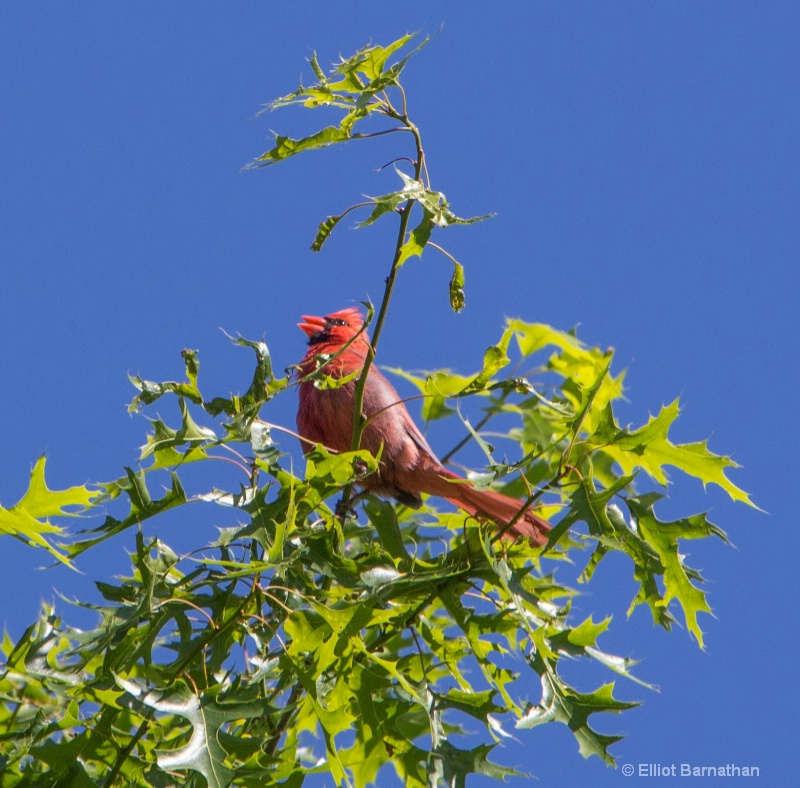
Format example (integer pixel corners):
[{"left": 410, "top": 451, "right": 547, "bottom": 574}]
[{"left": 298, "top": 314, "right": 327, "bottom": 338}]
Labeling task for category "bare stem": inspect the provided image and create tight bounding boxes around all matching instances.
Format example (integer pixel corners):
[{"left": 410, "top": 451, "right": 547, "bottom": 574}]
[
  {"left": 103, "top": 710, "right": 154, "bottom": 788},
  {"left": 338, "top": 95, "right": 426, "bottom": 515},
  {"left": 263, "top": 681, "right": 304, "bottom": 757}
]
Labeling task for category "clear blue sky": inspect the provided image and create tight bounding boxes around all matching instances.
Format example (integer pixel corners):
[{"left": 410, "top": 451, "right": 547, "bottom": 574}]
[{"left": 1, "top": 4, "right": 797, "bottom": 786}]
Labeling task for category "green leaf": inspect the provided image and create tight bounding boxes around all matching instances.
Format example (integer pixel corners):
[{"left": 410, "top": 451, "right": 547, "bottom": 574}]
[
  {"left": 335, "top": 33, "right": 419, "bottom": 83},
  {"left": 305, "top": 445, "right": 379, "bottom": 488},
  {"left": 0, "top": 456, "right": 93, "bottom": 568},
  {"left": 460, "top": 327, "right": 513, "bottom": 394},
  {"left": 599, "top": 399, "right": 754, "bottom": 505},
  {"left": 67, "top": 468, "right": 187, "bottom": 555},
  {"left": 396, "top": 209, "right": 435, "bottom": 266},
  {"left": 357, "top": 187, "right": 409, "bottom": 228},
  {"left": 128, "top": 348, "right": 203, "bottom": 412},
  {"left": 394, "top": 168, "right": 494, "bottom": 230},
  {"left": 432, "top": 741, "right": 523, "bottom": 786},
  {"left": 382, "top": 367, "right": 477, "bottom": 423},
  {"left": 310, "top": 366, "right": 360, "bottom": 391},
  {"left": 311, "top": 212, "right": 348, "bottom": 252},
  {"left": 355, "top": 169, "right": 491, "bottom": 270},
  {"left": 449, "top": 260, "right": 465, "bottom": 312},
  {"left": 562, "top": 473, "right": 681, "bottom": 634},
  {"left": 518, "top": 666, "right": 637, "bottom": 765},
  {"left": 12, "top": 456, "right": 95, "bottom": 519},
  {"left": 508, "top": 320, "right": 586, "bottom": 358},
  {"left": 118, "top": 679, "right": 276, "bottom": 788},
  {"left": 248, "top": 35, "right": 432, "bottom": 172},
  {"left": 363, "top": 496, "right": 410, "bottom": 562},
  {"left": 139, "top": 398, "right": 216, "bottom": 462},
  {"left": 438, "top": 688, "right": 504, "bottom": 722},
  {"left": 308, "top": 50, "right": 327, "bottom": 84},
  {"left": 627, "top": 493, "right": 727, "bottom": 648},
  {"left": 250, "top": 126, "right": 351, "bottom": 168},
  {"left": 226, "top": 333, "right": 288, "bottom": 403}
]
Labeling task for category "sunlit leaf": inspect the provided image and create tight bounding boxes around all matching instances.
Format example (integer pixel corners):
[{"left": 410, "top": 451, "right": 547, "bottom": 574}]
[
  {"left": 311, "top": 212, "right": 348, "bottom": 252},
  {"left": 518, "top": 670, "right": 637, "bottom": 765},
  {"left": 250, "top": 126, "right": 352, "bottom": 168},
  {"left": 460, "top": 327, "right": 513, "bottom": 394},
  {"left": 449, "top": 260, "right": 466, "bottom": 312},
  {"left": 627, "top": 493, "right": 727, "bottom": 648},
  {"left": 396, "top": 210, "right": 434, "bottom": 266},
  {"left": 128, "top": 348, "right": 203, "bottom": 412},
  {"left": 0, "top": 456, "right": 93, "bottom": 568},
  {"left": 364, "top": 496, "right": 410, "bottom": 562},
  {"left": 597, "top": 399, "right": 753, "bottom": 505},
  {"left": 118, "top": 678, "right": 277, "bottom": 788}
]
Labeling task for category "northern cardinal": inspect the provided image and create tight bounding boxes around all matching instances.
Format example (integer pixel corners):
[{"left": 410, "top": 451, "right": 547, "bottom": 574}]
[{"left": 296, "top": 307, "right": 551, "bottom": 544}]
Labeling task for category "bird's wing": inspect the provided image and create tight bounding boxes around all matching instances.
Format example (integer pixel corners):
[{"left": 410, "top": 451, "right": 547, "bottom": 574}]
[{"left": 402, "top": 419, "right": 442, "bottom": 468}]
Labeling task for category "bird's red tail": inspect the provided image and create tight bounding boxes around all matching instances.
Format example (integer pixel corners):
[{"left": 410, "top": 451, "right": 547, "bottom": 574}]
[{"left": 415, "top": 466, "right": 551, "bottom": 545}]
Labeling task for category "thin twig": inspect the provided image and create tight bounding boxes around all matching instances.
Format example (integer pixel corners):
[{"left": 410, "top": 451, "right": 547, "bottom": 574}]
[
  {"left": 103, "top": 710, "right": 155, "bottom": 788},
  {"left": 339, "top": 94, "right": 427, "bottom": 515},
  {"left": 263, "top": 681, "right": 304, "bottom": 757}
]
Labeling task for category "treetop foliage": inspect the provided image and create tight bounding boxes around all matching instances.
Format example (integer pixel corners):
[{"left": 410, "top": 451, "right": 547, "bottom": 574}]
[{"left": 0, "top": 34, "right": 753, "bottom": 787}]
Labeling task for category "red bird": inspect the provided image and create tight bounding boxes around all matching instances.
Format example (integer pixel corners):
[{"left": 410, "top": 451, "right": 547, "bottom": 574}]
[{"left": 296, "top": 307, "right": 551, "bottom": 545}]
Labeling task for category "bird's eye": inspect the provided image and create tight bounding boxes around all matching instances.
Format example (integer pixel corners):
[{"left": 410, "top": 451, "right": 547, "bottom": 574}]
[{"left": 329, "top": 318, "right": 347, "bottom": 327}]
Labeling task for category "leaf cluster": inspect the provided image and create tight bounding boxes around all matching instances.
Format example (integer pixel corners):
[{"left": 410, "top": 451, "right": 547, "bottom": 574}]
[
  {"left": 0, "top": 34, "right": 753, "bottom": 787},
  {"left": 247, "top": 33, "right": 484, "bottom": 314},
  {"left": 0, "top": 318, "right": 749, "bottom": 786}
]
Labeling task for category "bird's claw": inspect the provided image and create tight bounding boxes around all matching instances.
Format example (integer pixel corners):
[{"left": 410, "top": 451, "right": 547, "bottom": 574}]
[{"left": 335, "top": 497, "right": 358, "bottom": 520}]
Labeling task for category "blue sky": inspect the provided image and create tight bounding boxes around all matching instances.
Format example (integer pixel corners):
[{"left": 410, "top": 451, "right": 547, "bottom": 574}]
[{"left": 1, "top": 3, "right": 798, "bottom": 785}]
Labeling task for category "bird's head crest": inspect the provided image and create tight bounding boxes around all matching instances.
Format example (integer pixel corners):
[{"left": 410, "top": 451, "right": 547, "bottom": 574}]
[{"left": 298, "top": 307, "right": 366, "bottom": 345}]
